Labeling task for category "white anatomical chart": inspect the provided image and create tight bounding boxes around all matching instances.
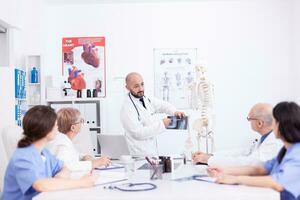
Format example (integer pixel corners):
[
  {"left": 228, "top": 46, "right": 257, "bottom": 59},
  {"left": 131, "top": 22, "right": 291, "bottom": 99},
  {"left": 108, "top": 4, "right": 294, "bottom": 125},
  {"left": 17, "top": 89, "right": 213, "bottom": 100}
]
[{"left": 154, "top": 48, "right": 197, "bottom": 109}]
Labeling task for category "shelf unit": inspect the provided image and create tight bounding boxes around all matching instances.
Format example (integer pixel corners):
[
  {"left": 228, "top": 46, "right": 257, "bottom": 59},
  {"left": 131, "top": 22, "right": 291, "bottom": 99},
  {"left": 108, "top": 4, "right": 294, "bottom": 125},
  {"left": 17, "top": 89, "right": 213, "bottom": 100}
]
[
  {"left": 46, "top": 98, "right": 102, "bottom": 156},
  {"left": 26, "top": 55, "right": 42, "bottom": 107},
  {"left": 46, "top": 97, "right": 103, "bottom": 103}
]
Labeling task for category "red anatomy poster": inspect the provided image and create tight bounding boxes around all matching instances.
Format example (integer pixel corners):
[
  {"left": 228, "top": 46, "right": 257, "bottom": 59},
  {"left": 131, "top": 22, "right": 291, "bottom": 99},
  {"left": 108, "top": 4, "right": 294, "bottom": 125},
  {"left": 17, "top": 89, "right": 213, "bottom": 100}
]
[{"left": 62, "top": 37, "right": 106, "bottom": 97}]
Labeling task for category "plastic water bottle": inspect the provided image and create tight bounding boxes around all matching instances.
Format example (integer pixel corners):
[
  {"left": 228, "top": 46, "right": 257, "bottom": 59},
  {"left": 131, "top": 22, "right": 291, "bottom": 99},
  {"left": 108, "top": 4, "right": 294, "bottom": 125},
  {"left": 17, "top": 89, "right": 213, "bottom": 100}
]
[{"left": 31, "top": 67, "right": 38, "bottom": 83}]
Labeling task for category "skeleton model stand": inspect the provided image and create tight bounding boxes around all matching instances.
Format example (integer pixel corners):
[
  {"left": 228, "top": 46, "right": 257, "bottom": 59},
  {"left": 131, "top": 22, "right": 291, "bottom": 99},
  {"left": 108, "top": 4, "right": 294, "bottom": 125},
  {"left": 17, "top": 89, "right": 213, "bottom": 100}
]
[{"left": 190, "top": 65, "right": 215, "bottom": 154}]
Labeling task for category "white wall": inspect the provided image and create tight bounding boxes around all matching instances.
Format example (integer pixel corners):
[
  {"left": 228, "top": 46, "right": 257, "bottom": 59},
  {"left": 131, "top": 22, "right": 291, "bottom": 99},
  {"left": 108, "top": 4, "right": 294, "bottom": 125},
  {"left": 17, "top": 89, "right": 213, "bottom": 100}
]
[
  {"left": 1, "top": 0, "right": 44, "bottom": 66},
  {"left": 42, "top": 0, "right": 294, "bottom": 151},
  {"left": 0, "top": 0, "right": 17, "bottom": 27},
  {"left": 292, "top": 0, "right": 300, "bottom": 102},
  {"left": 0, "top": 31, "right": 9, "bottom": 67}
]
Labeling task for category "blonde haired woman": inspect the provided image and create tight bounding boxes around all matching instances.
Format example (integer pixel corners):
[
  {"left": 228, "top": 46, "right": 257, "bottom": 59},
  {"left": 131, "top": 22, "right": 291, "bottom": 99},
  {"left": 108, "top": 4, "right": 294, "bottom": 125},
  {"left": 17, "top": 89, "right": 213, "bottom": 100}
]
[{"left": 47, "top": 107, "right": 111, "bottom": 171}]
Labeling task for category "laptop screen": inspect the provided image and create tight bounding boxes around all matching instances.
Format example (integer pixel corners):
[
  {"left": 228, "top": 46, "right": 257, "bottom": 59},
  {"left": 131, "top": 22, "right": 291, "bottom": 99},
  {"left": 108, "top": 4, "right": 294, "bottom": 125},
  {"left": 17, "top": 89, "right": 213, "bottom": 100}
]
[{"left": 97, "top": 135, "right": 130, "bottom": 159}]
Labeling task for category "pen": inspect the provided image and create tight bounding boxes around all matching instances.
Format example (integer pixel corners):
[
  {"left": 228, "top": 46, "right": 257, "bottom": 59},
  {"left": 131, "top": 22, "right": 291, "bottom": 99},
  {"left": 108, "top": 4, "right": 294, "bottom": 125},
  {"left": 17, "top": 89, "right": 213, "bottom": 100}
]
[
  {"left": 145, "top": 156, "right": 155, "bottom": 166},
  {"left": 145, "top": 157, "right": 159, "bottom": 179}
]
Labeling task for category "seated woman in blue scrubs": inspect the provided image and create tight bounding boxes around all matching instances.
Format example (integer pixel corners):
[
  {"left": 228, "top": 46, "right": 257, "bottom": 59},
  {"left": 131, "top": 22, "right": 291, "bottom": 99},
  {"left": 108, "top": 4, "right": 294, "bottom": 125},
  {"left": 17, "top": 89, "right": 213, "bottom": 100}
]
[
  {"left": 207, "top": 101, "right": 300, "bottom": 200},
  {"left": 2, "top": 105, "right": 98, "bottom": 200}
]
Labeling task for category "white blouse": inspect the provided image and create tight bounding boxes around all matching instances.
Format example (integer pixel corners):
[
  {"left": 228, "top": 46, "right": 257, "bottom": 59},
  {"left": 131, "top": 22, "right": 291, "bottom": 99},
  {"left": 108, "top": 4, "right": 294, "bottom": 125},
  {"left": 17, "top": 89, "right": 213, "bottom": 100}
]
[{"left": 47, "top": 133, "right": 92, "bottom": 171}]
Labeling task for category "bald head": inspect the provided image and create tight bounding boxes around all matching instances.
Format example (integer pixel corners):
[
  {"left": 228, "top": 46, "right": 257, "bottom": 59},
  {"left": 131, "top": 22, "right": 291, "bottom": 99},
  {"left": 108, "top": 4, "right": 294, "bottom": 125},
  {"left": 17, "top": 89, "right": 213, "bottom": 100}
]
[
  {"left": 249, "top": 103, "right": 273, "bottom": 126},
  {"left": 125, "top": 72, "right": 145, "bottom": 98},
  {"left": 126, "top": 72, "right": 143, "bottom": 85}
]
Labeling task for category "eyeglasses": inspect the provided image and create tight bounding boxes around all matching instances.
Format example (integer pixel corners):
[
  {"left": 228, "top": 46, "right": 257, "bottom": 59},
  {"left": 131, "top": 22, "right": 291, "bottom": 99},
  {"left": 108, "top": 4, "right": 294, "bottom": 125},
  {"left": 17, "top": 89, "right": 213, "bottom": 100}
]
[
  {"left": 73, "top": 118, "right": 85, "bottom": 125},
  {"left": 246, "top": 116, "right": 259, "bottom": 121}
]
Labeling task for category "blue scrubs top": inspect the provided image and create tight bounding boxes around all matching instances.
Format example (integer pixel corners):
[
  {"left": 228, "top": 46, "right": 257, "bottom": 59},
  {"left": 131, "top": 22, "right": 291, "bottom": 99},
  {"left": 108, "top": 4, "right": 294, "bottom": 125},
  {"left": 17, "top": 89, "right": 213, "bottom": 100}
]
[
  {"left": 2, "top": 144, "right": 64, "bottom": 200},
  {"left": 264, "top": 143, "right": 300, "bottom": 200}
]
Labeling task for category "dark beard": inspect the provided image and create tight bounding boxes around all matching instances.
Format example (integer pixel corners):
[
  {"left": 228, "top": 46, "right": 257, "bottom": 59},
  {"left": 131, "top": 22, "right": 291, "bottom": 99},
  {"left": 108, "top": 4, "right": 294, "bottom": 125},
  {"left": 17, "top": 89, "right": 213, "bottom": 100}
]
[{"left": 130, "top": 92, "right": 144, "bottom": 98}]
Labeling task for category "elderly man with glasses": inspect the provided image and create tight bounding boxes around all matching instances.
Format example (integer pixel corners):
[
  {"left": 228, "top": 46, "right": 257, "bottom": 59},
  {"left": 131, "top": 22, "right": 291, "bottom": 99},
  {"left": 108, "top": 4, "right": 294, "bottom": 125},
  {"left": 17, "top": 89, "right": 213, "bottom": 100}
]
[{"left": 192, "top": 103, "right": 283, "bottom": 167}]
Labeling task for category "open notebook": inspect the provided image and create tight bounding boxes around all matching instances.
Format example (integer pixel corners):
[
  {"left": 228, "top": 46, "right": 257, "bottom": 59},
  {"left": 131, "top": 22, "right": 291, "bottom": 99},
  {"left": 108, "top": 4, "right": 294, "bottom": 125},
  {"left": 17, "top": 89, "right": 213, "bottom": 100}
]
[{"left": 95, "top": 171, "right": 128, "bottom": 185}]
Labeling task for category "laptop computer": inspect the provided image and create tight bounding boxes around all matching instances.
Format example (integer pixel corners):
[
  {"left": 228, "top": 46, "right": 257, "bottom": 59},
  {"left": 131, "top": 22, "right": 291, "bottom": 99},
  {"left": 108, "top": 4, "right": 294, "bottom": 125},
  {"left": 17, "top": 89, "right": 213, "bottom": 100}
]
[{"left": 97, "top": 134, "right": 130, "bottom": 160}]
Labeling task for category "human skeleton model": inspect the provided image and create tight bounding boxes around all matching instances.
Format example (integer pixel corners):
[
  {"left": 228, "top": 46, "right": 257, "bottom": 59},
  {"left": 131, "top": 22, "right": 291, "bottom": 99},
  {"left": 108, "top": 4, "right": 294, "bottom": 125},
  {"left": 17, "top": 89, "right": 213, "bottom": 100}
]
[
  {"left": 162, "top": 71, "right": 170, "bottom": 101},
  {"left": 190, "top": 65, "right": 215, "bottom": 154}
]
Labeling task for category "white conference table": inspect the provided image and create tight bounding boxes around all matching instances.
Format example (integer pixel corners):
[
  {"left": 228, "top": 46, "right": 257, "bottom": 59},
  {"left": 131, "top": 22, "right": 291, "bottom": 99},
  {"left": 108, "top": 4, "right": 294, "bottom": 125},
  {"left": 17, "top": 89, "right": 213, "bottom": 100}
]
[{"left": 34, "top": 160, "right": 279, "bottom": 200}]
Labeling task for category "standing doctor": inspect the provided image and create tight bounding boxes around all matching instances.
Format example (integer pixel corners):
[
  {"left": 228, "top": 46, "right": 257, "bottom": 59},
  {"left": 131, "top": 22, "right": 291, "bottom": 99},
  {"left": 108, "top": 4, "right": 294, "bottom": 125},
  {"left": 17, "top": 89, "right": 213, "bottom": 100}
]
[{"left": 120, "top": 72, "right": 185, "bottom": 156}]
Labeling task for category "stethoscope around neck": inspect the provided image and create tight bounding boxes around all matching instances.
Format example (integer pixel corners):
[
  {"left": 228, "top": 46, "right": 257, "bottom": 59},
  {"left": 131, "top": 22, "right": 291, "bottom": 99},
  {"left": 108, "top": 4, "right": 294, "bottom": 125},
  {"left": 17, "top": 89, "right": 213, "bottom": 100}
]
[{"left": 128, "top": 93, "right": 151, "bottom": 121}]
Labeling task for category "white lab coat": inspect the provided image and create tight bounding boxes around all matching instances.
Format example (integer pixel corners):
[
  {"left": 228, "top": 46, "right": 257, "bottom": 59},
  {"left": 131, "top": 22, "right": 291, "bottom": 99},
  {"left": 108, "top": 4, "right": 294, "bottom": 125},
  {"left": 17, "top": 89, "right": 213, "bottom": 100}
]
[
  {"left": 120, "top": 93, "right": 176, "bottom": 156},
  {"left": 46, "top": 133, "right": 92, "bottom": 171},
  {"left": 208, "top": 131, "right": 283, "bottom": 167}
]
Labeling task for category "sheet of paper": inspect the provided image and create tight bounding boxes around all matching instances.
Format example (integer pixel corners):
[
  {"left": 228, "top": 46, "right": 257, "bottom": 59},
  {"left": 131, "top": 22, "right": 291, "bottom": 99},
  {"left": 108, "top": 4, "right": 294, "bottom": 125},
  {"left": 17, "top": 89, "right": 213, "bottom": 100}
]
[
  {"left": 195, "top": 176, "right": 216, "bottom": 183},
  {"left": 96, "top": 163, "right": 124, "bottom": 170}
]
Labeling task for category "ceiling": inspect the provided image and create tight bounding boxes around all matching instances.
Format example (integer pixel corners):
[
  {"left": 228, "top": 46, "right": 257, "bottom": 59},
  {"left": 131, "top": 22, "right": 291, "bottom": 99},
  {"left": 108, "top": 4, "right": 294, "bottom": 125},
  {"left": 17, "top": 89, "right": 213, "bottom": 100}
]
[{"left": 44, "top": 0, "right": 231, "bottom": 4}]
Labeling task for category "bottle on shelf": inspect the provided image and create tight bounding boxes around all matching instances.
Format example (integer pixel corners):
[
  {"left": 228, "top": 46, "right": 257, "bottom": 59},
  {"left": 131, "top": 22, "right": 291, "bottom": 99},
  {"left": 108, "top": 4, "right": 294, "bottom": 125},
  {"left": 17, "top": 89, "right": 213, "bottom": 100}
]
[
  {"left": 87, "top": 89, "right": 91, "bottom": 98},
  {"left": 31, "top": 67, "right": 39, "bottom": 83},
  {"left": 92, "top": 89, "right": 98, "bottom": 97},
  {"left": 62, "top": 80, "right": 71, "bottom": 96},
  {"left": 77, "top": 90, "right": 82, "bottom": 98}
]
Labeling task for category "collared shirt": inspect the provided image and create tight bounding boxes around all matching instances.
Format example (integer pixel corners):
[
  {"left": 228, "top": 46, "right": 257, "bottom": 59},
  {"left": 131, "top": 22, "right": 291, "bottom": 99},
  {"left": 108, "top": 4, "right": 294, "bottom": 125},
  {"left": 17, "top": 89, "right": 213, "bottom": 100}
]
[
  {"left": 2, "top": 144, "right": 63, "bottom": 200},
  {"left": 260, "top": 131, "right": 272, "bottom": 144},
  {"left": 264, "top": 143, "right": 300, "bottom": 199},
  {"left": 46, "top": 133, "right": 92, "bottom": 171}
]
